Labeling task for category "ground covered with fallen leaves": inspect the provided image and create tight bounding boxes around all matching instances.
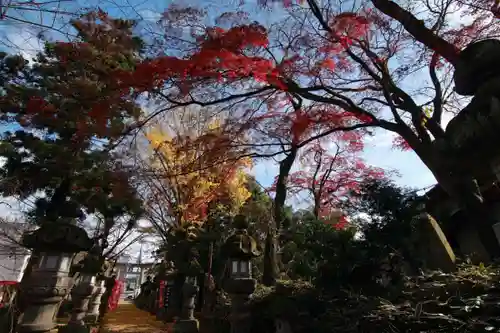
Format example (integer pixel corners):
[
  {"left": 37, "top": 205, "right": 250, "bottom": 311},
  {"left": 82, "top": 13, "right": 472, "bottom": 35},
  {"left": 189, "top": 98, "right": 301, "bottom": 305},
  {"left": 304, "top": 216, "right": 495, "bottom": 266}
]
[{"left": 100, "top": 301, "right": 173, "bottom": 333}]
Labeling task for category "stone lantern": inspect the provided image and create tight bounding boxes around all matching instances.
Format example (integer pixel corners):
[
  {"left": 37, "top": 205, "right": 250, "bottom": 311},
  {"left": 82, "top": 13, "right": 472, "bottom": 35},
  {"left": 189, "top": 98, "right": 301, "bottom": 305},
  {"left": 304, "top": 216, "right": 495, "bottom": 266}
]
[
  {"left": 58, "top": 245, "right": 107, "bottom": 332},
  {"left": 222, "top": 215, "right": 260, "bottom": 333},
  {"left": 173, "top": 248, "right": 202, "bottom": 333},
  {"left": 84, "top": 276, "right": 106, "bottom": 323},
  {"left": 17, "top": 222, "right": 93, "bottom": 333},
  {"left": 85, "top": 260, "right": 110, "bottom": 324}
]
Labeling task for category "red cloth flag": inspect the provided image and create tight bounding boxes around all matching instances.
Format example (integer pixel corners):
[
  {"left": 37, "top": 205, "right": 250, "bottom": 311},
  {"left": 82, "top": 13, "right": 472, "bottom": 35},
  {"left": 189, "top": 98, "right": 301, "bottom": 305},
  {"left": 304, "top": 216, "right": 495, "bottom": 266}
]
[
  {"left": 107, "top": 279, "right": 124, "bottom": 312},
  {"left": 158, "top": 280, "right": 165, "bottom": 308}
]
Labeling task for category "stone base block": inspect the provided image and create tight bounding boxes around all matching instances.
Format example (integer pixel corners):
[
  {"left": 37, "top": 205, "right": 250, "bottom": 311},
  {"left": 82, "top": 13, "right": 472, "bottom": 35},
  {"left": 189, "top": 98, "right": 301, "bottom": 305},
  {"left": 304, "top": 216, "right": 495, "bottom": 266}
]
[
  {"left": 58, "top": 323, "right": 97, "bottom": 333},
  {"left": 84, "top": 314, "right": 99, "bottom": 325},
  {"left": 164, "top": 310, "right": 178, "bottom": 323},
  {"left": 173, "top": 319, "right": 199, "bottom": 333}
]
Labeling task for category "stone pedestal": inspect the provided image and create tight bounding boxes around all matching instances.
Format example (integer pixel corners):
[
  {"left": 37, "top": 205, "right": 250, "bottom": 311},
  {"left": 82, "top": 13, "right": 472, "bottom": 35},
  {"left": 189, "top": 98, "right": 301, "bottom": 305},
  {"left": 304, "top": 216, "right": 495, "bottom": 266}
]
[
  {"left": 173, "top": 278, "right": 199, "bottom": 333},
  {"left": 157, "top": 277, "right": 175, "bottom": 322},
  {"left": 165, "top": 274, "right": 182, "bottom": 322},
  {"left": 58, "top": 275, "right": 96, "bottom": 333},
  {"left": 225, "top": 278, "right": 256, "bottom": 333},
  {"left": 85, "top": 279, "right": 106, "bottom": 324},
  {"left": 17, "top": 252, "right": 74, "bottom": 333}
]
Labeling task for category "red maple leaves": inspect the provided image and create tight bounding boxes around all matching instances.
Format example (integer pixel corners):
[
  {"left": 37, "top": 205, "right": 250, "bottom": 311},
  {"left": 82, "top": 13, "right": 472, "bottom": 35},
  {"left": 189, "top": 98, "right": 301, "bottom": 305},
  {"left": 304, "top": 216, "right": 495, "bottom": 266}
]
[
  {"left": 271, "top": 137, "right": 386, "bottom": 228},
  {"left": 114, "top": 23, "right": 280, "bottom": 92}
]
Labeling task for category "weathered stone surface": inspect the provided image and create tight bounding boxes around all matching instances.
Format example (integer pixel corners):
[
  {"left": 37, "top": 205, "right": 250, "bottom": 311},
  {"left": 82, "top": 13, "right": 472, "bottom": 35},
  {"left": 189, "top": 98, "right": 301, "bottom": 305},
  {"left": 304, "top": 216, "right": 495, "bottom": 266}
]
[
  {"left": 447, "top": 39, "right": 500, "bottom": 153},
  {"left": 454, "top": 39, "right": 500, "bottom": 96},
  {"left": 445, "top": 85, "right": 500, "bottom": 152},
  {"left": 174, "top": 318, "right": 199, "bottom": 333},
  {"left": 22, "top": 223, "right": 93, "bottom": 253},
  {"left": 18, "top": 253, "right": 75, "bottom": 333},
  {"left": 222, "top": 215, "right": 260, "bottom": 260},
  {"left": 224, "top": 278, "right": 257, "bottom": 295},
  {"left": 58, "top": 275, "right": 96, "bottom": 333},
  {"left": 416, "top": 213, "right": 456, "bottom": 272},
  {"left": 455, "top": 223, "right": 491, "bottom": 264},
  {"left": 85, "top": 280, "right": 106, "bottom": 324},
  {"left": 19, "top": 223, "right": 92, "bottom": 333},
  {"left": 222, "top": 217, "right": 261, "bottom": 333},
  {"left": 173, "top": 279, "right": 199, "bottom": 333}
]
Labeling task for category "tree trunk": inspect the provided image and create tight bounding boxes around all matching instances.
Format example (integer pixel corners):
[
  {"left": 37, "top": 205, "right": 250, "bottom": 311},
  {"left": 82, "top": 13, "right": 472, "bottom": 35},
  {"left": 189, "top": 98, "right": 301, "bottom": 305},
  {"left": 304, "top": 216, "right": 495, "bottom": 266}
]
[
  {"left": 263, "top": 146, "right": 298, "bottom": 286},
  {"left": 262, "top": 226, "right": 278, "bottom": 286},
  {"left": 313, "top": 194, "right": 321, "bottom": 219},
  {"left": 273, "top": 147, "right": 298, "bottom": 230},
  {"left": 370, "top": 0, "right": 459, "bottom": 65}
]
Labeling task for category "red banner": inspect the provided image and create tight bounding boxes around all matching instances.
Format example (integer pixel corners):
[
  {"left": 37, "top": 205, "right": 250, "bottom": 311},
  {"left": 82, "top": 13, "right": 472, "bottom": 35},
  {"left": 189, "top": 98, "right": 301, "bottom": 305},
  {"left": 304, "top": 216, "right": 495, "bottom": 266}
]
[
  {"left": 108, "top": 279, "right": 124, "bottom": 312},
  {"left": 158, "top": 280, "right": 165, "bottom": 308}
]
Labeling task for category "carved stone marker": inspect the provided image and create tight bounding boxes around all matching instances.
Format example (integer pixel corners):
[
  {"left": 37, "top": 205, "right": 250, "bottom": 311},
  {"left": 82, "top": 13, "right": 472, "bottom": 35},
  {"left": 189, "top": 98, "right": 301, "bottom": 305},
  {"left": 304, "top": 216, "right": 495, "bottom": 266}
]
[{"left": 415, "top": 213, "right": 456, "bottom": 272}]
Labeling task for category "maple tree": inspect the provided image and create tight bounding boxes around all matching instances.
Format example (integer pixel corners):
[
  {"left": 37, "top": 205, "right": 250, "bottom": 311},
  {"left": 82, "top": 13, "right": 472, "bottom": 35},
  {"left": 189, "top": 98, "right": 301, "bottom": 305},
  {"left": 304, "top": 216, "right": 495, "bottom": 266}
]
[
  {"left": 0, "top": 12, "right": 143, "bottom": 252},
  {"left": 138, "top": 106, "right": 252, "bottom": 235},
  {"left": 2, "top": 0, "right": 498, "bottom": 278},
  {"left": 286, "top": 142, "right": 386, "bottom": 225},
  {"left": 102, "top": 0, "right": 499, "bottom": 258},
  {"left": 247, "top": 100, "right": 367, "bottom": 285}
]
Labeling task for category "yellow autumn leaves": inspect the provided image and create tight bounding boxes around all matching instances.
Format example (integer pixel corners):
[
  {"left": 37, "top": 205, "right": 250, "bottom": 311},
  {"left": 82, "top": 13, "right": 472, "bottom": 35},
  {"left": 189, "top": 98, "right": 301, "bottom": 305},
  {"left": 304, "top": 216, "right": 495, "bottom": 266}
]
[
  {"left": 144, "top": 110, "right": 252, "bottom": 225},
  {"left": 421, "top": 106, "right": 432, "bottom": 127}
]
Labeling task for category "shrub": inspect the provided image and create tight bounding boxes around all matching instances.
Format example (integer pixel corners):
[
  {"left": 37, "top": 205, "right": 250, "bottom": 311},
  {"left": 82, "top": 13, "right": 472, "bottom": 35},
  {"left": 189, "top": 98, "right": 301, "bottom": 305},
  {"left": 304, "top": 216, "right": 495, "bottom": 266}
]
[{"left": 244, "top": 264, "right": 500, "bottom": 333}]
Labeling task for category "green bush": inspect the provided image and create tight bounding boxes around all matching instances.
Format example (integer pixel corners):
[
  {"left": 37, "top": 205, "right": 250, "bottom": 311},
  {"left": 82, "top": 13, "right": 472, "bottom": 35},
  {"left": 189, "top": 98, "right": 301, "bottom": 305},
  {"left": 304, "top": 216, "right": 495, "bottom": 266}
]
[
  {"left": 279, "top": 179, "right": 423, "bottom": 293},
  {"left": 244, "top": 264, "right": 500, "bottom": 332}
]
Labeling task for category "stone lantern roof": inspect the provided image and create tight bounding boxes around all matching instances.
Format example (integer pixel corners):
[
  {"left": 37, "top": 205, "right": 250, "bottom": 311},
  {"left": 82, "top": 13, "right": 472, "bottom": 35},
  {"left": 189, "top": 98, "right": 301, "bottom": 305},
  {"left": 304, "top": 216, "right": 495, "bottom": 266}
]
[
  {"left": 22, "top": 221, "right": 93, "bottom": 253},
  {"left": 222, "top": 215, "right": 260, "bottom": 260},
  {"left": 71, "top": 244, "right": 108, "bottom": 275}
]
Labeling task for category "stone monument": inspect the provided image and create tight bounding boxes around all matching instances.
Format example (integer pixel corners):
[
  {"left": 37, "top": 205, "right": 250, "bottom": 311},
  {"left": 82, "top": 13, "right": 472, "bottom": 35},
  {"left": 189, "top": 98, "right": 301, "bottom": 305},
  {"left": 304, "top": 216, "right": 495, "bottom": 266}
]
[{"left": 415, "top": 213, "right": 456, "bottom": 272}]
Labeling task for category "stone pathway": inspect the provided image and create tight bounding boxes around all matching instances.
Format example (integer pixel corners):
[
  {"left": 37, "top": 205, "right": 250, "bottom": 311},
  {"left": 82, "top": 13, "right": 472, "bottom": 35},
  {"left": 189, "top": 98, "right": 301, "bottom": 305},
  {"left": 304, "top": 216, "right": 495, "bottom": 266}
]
[{"left": 100, "top": 301, "right": 174, "bottom": 333}]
